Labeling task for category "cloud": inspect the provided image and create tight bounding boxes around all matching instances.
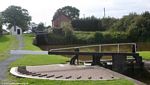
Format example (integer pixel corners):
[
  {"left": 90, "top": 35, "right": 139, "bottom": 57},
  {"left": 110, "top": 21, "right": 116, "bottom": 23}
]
[{"left": 0, "top": 0, "right": 150, "bottom": 25}]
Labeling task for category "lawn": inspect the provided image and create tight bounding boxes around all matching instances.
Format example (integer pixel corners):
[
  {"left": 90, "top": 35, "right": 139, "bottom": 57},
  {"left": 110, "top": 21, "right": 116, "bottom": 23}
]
[
  {"left": 139, "top": 51, "right": 150, "bottom": 60},
  {"left": 0, "top": 35, "right": 18, "bottom": 61},
  {"left": 10, "top": 54, "right": 69, "bottom": 67},
  {"left": 9, "top": 34, "right": 69, "bottom": 67},
  {"left": 23, "top": 34, "right": 40, "bottom": 50}
]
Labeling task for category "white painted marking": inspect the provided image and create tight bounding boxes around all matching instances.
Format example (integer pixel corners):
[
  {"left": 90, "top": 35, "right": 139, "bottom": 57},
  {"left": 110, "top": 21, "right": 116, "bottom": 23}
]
[
  {"left": 59, "top": 64, "right": 65, "bottom": 67},
  {"left": 10, "top": 50, "right": 48, "bottom": 55}
]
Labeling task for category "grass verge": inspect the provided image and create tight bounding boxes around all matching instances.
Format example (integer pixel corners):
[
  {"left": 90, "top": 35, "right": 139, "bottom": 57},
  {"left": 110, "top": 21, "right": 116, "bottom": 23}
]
[
  {"left": 0, "top": 35, "right": 18, "bottom": 61},
  {"left": 139, "top": 51, "right": 150, "bottom": 60},
  {"left": 7, "top": 77, "right": 134, "bottom": 85}
]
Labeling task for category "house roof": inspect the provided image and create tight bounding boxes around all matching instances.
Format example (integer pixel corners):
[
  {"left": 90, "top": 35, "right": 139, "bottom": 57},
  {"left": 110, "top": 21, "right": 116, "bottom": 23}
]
[
  {"left": 52, "top": 12, "right": 71, "bottom": 21},
  {"left": 11, "top": 26, "right": 22, "bottom": 29}
]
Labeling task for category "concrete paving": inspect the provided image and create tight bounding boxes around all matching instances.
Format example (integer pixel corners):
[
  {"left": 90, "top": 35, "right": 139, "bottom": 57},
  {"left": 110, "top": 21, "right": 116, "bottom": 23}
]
[
  {"left": 10, "top": 64, "right": 119, "bottom": 80},
  {"left": 10, "top": 64, "right": 146, "bottom": 85},
  {"left": 0, "top": 35, "right": 23, "bottom": 80}
]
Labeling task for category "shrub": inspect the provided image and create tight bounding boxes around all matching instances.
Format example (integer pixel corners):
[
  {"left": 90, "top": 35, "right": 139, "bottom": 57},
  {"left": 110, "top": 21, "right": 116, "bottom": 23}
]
[{"left": 94, "top": 32, "right": 103, "bottom": 43}]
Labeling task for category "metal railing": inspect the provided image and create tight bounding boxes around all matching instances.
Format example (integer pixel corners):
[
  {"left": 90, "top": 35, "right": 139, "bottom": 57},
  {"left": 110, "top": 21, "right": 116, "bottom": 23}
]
[{"left": 50, "top": 43, "right": 137, "bottom": 53}]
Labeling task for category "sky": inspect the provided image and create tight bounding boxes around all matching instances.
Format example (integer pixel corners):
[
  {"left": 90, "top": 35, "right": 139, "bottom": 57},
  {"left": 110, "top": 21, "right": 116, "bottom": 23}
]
[{"left": 0, "top": 0, "right": 150, "bottom": 26}]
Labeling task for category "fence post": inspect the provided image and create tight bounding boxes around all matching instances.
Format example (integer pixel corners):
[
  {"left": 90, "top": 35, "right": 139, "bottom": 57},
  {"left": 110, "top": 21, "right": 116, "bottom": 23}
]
[
  {"left": 75, "top": 48, "right": 79, "bottom": 65},
  {"left": 99, "top": 45, "right": 101, "bottom": 52},
  {"left": 117, "top": 44, "right": 120, "bottom": 53},
  {"left": 132, "top": 44, "right": 136, "bottom": 53},
  {"left": 135, "top": 43, "right": 137, "bottom": 53}
]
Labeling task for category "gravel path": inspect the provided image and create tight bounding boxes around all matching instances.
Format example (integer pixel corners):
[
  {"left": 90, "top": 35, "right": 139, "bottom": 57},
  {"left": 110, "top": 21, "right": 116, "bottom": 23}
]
[{"left": 0, "top": 35, "right": 23, "bottom": 80}]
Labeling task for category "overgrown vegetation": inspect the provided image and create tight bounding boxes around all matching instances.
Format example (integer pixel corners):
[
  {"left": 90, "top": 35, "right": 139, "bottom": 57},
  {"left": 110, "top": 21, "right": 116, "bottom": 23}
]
[{"left": 47, "top": 31, "right": 128, "bottom": 45}]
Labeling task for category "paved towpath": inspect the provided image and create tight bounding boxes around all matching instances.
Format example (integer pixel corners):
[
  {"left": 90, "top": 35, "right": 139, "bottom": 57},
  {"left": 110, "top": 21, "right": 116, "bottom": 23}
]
[{"left": 0, "top": 35, "right": 23, "bottom": 80}]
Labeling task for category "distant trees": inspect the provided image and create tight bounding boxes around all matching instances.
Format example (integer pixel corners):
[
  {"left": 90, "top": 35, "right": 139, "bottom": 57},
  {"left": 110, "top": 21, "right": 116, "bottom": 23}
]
[
  {"left": 72, "top": 16, "right": 99, "bottom": 31},
  {"left": 71, "top": 11, "right": 150, "bottom": 42},
  {"left": 72, "top": 16, "right": 101, "bottom": 31},
  {"left": 71, "top": 16, "right": 118, "bottom": 31},
  {"left": 111, "top": 13, "right": 138, "bottom": 32},
  {"left": 0, "top": 13, "right": 2, "bottom": 35},
  {"left": 101, "top": 17, "right": 118, "bottom": 31},
  {"left": 109, "top": 12, "right": 150, "bottom": 41},
  {"left": 53, "top": 6, "right": 80, "bottom": 20},
  {"left": 31, "top": 22, "right": 48, "bottom": 32},
  {"left": 127, "top": 12, "right": 150, "bottom": 41},
  {"left": 2, "top": 5, "right": 31, "bottom": 32},
  {"left": 36, "top": 23, "right": 46, "bottom": 31}
]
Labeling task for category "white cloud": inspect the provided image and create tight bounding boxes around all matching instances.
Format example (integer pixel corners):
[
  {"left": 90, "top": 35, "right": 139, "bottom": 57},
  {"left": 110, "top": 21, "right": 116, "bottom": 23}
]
[{"left": 0, "top": 0, "right": 150, "bottom": 25}]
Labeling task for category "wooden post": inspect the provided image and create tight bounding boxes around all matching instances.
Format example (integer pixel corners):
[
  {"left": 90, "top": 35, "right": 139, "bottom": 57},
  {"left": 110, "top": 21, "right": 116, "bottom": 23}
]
[
  {"left": 112, "top": 55, "right": 127, "bottom": 73},
  {"left": 75, "top": 48, "right": 79, "bottom": 65},
  {"left": 99, "top": 45, "right": 102, "bottom": 52},
  {"left": 70, "top": 48, "right": 79, "bottom": 65},
  {"left": 117, "top": 44, "right": 120, "bottom": 53},
  {"left": 92, "top": 54, "right": 101, "bottom": 66},
  {"left": 132, "top": 44, "right": 136, "bottom": 53}
]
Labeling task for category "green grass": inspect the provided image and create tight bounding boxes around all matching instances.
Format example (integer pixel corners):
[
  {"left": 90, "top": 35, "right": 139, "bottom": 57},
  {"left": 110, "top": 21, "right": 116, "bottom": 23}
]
[
  {"left": 0, "top": 35, "right": 18, "bottom": 61},
  {"left": 8, "top": 34, "right": 134, "bottom": 85},
  {"left": 10, "top": 55, "right": 69, "bottom": 67},
  {"left": 23, "top": 34, "right": 41, "bottom": 50},
  {"left": 7, "top": 77, "right": 134, "bottom": 85},
  {"left": 139, "top": 51, "right": 150, "bottom": 60},
  {"left": 9, "top": 34, "right": 69, "bottom": 67}
]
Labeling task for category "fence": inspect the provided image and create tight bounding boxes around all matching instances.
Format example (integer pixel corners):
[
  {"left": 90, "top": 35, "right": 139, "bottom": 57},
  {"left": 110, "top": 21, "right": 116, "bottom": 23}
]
[{"left": 50, "top": 43, "right": 136, "bottom": 53}]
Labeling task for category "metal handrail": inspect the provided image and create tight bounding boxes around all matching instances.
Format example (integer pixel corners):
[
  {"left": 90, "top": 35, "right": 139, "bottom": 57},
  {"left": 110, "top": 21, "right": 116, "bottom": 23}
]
[{"left": 50, "top": 43, "right": 136, "bottom": 53}]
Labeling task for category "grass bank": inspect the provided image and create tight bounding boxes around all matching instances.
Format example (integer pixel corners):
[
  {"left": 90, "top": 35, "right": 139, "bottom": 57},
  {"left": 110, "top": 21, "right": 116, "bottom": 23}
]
[
  {"left": 8, "top": 34, "right": 134, "bottom": 85},
  {"left": 139, "top": 51, "right": 150, "bottom": 60},
  {"left": 0, "top": 35, "right": 18, "bottom": 61},
  {"left": 10, "top": 34, "right": 69, "bottom": 67}
]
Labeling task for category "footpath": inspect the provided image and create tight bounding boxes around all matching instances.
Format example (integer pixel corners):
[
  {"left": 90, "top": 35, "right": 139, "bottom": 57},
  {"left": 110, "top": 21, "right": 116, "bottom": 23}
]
[{"left": 0, "top": 35, "right": 23, "bottom": 80}]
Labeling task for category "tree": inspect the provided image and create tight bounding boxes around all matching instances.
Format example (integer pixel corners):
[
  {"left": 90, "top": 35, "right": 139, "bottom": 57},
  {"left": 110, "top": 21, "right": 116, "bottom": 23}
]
[
  {"left": 128, "top": 12, "right": 150, "bottom": 41},
  {"left": 31, "top": 22, "right": 48, "bottom": 33},
  {"left": 0, "top": 13, "right": 2, "bottom": 35},
  {"left": 111, "top": 13, "right": 138, "bottom": 32},
  {"left": 127, "top": 16, "right": 144, "bottom": 41},
  {"left": 101, "top": 17, "right": 118, "bottom": 31},
  {"left": 2, "top": 5, "right": 31, "bottom": 31},
  {"left": 36, "top": 23, "right": 46, "bottom": 31},
  {"left": 53, "top": 6, "right": 80, "bottom": 20},
  {"left": 72, "top": 16, "right": 100, "bottom": 31}
]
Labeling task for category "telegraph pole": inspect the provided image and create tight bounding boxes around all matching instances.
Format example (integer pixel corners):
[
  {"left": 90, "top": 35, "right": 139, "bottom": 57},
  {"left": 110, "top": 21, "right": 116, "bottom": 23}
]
[
  {"left": 83, "top": 14, "right": 85, "bottom": 19},
  {"left": 13, "top": 17, "right": 16, "bottom": 31},
  {"left": 103, "top": 8, "right": 106, "bottom": 18}
]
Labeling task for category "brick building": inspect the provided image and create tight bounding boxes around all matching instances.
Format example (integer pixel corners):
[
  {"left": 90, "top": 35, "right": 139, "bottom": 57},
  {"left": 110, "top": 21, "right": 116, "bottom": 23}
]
[{"left": 52, "top": 13, "right": 71, "bottom": 28}]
